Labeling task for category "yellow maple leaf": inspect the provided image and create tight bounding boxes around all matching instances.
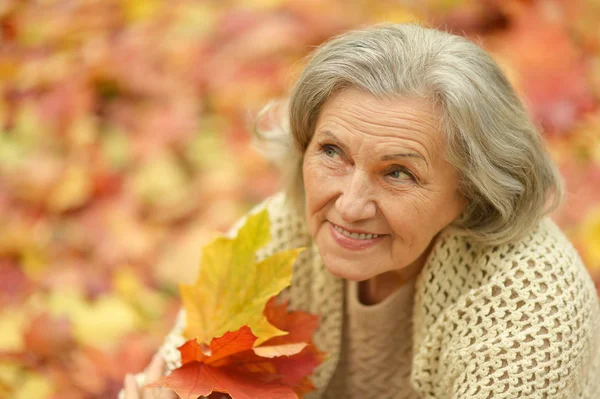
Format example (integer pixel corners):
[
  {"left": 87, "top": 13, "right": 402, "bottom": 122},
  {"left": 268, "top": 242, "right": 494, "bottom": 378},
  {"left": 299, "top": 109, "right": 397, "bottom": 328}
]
[{"left": 181, "top": 208, "right": 303, "bottom": 346}]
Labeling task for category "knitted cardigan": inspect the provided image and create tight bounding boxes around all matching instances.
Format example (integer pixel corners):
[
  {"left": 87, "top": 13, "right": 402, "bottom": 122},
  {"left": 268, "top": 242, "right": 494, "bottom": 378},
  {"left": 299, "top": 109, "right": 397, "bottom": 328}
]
[{"left": 129, "top": 192, "right": 600, "bottom": 399}]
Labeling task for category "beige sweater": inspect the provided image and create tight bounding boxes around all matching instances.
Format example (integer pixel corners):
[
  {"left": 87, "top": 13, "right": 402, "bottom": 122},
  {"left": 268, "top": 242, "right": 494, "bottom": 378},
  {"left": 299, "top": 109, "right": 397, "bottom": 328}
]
[
  {"left": 322, "top": 277, "right": 419, "bottom": 398},
  {"left": 130, "top": 192, "right": 600, "bottom": 399}
]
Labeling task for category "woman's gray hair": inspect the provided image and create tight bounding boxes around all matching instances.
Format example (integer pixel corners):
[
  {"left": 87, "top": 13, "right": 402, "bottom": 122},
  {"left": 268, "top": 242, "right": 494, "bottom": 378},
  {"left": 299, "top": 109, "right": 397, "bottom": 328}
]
[{"left": 253, "top": 23, "right": 563, "bottom": 246}]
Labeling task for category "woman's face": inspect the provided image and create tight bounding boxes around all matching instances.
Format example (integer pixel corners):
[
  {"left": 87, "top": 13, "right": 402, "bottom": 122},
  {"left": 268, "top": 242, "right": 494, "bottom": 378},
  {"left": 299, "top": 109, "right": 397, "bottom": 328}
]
[{"left": 302, "top": 89, "right": 466, "bottom": 281}]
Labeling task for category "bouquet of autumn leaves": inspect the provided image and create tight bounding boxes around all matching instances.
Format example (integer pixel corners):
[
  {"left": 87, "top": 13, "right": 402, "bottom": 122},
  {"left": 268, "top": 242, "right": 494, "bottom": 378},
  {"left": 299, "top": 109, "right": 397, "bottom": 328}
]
[{"left": 147, "top": 208, "right": 325, "bottom": 398}]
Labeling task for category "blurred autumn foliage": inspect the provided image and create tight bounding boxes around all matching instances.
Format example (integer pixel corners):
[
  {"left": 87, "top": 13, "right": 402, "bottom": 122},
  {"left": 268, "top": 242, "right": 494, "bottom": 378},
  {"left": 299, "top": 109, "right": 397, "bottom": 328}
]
[{"left": 0, "top": 0, "right": 599, "bottom": 398}]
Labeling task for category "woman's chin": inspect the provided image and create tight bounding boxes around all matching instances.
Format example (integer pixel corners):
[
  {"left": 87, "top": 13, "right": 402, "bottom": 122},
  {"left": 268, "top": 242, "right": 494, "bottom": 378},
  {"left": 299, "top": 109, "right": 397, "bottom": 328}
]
[{"left": 323, "top": 260, "right": 369, "bottom": 281}]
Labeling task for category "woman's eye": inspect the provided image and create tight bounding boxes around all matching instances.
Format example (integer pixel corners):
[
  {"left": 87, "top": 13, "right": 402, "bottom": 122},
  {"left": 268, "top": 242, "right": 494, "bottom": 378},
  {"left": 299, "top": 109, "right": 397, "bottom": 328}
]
[
  {"left": 388, "top": 168, "right": 415, "bottom": 181},
  {"left": 322, "top": 144, "right": 340, "bottom": 158}
]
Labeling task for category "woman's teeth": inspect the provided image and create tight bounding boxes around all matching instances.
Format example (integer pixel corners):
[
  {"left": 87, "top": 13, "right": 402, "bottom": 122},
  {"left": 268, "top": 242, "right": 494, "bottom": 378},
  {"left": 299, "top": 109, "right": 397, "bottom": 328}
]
[{"left": 333, "top": 225, "right": 379, "bottom": 240}]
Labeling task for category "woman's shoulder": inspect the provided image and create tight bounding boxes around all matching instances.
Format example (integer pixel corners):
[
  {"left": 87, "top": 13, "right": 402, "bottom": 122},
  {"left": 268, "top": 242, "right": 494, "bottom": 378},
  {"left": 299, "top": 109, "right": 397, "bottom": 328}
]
[
  {"left": 418, "top": 217, "right": 599, "bottom": 326},
  {"left": 426, "top": 215, "right": 599, "bottom": 319},
  {"left": 412, "top": 218, "right": 600, "bottom": 397},
  {"left": 414, "top": 215, "right": 600, "bottom": 357},
  {"left": 485, "top": 217, "right": 596, "bottom": 301},
  {"left": 421, "top": 217, "right": 594, "bottom": 297}
]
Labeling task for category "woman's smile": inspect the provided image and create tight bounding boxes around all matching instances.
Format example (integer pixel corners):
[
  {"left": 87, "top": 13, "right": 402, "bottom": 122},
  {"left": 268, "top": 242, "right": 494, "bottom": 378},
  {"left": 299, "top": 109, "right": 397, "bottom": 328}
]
[{"left": 329, "top": 221, "right": 386, "bottom": 250}]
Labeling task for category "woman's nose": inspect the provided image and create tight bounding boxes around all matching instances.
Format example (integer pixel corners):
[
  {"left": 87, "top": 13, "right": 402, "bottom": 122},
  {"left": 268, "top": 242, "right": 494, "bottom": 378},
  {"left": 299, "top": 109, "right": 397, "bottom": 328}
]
[{"left": 335, "top": 170, "right": 377, "bottom": 223}]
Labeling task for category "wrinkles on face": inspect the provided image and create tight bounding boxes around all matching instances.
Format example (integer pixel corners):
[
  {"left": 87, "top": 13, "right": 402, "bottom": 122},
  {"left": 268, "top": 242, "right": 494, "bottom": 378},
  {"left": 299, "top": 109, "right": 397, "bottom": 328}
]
[
  {"left": 321, "top": 121, "right": 433, "bottom": 176},
  {"left": 302, "top": 88, "right": 465, "bottom": 284},
  {"left": 318, "top": 95, "right": 442, "bottom": 169}
]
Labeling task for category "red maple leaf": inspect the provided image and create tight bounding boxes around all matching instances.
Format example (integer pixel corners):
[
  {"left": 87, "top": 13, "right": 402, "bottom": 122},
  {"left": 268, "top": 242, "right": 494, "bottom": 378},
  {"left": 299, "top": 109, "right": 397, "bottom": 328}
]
[{"left": 148, "top": 299, "right": 324, "bottom": 399}]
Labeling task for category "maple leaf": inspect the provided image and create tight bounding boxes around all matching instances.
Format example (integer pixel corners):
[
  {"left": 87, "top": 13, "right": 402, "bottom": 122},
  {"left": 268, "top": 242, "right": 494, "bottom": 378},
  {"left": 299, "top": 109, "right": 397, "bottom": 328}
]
[
  {"left": 147, "top": 327, "right": 298, "bottom": 398},
  {"left": 261, "top": 298, "right": 319, "bottom": 347},
  {"left": 150, "top": 361, "right": 296, "bottom": 399},
  {"left": 149, "top": 298, "right": 324, "bottom": 399},
  {"left": 180, "top": 208, "right": 304, "bottom": 346},
  {"left": 258, "top": 298, "right": 324, "bottom": 391}
]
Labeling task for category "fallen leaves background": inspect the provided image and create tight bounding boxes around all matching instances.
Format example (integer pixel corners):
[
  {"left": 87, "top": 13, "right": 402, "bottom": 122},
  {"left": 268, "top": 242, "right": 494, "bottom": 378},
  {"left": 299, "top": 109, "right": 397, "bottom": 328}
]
[{"left": 0, "top": 0, "right": 599, "bottom": 397}]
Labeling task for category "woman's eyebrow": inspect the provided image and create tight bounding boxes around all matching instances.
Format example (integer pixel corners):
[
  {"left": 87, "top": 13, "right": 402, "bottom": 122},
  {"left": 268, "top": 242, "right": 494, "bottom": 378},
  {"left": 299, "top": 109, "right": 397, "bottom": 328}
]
[
  {"left": 381, "top": 152, "right": 428, "bottom": 166},
  {"left": 319, "top": 129, "right": 428, "bottom": 166},
  {"left": 318, "top": 130, "right": 351, "bottom": 154}
]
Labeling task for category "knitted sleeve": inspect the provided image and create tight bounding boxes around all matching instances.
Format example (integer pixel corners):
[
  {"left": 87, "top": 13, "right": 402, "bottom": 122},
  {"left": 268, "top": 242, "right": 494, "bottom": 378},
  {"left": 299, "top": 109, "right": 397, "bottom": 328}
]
[{"left": 412, "top": 222, "right": 600, "bottom": 399}]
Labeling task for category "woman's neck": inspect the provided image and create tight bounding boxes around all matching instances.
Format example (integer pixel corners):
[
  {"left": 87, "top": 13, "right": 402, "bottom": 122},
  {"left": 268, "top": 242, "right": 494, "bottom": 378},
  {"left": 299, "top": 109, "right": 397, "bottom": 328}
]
[{"left": 358, "top": 241, "right": 433, "bottom": 305}]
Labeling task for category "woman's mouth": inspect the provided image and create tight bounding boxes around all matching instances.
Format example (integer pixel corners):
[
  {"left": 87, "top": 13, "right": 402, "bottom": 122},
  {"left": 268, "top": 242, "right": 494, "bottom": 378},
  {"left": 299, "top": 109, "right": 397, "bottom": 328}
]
[
  {"left": 332, "top": 224, "right": 380, "bottom": 240},
  {"left": 329, "top": 222, "right": 384, "bottom": 250}
]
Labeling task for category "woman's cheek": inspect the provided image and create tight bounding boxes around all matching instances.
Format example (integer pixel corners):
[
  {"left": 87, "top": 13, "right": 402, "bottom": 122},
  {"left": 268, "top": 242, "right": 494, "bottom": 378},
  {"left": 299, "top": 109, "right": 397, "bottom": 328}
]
[
  {"left": 302, "top": 157, "right": 319, "bottom": 186},
  {"left": 305, "top": 156, "right": 334, "bottom": 185}
]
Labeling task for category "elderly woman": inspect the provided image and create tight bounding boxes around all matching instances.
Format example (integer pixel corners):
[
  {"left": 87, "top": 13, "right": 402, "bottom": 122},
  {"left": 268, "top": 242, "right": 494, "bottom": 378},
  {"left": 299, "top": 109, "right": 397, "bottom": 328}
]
[{"left": 123, "top": 24, "right": 600, "bottom": 399}]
